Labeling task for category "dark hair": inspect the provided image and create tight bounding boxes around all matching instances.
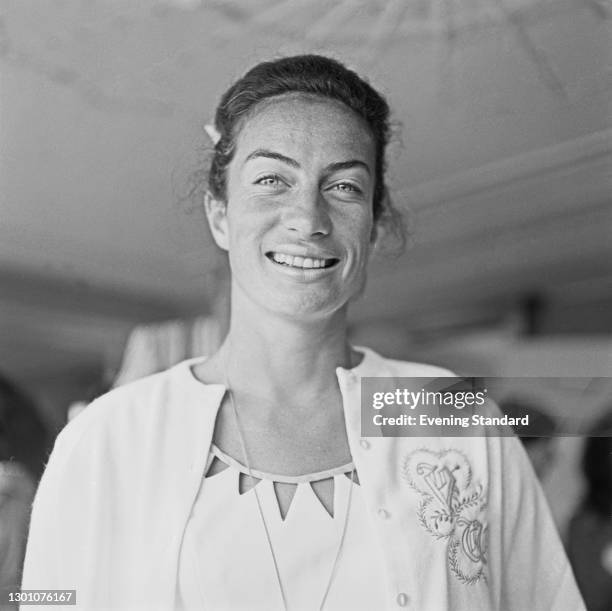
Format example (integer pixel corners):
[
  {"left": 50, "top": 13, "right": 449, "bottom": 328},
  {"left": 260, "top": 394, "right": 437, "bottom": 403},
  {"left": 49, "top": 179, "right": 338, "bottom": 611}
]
[
  {"left": 581, "top": 409, "right": 612, "bottom": 517},
  {"left": 0, "top": 373, "right": 49, "bottom": 481},
  {"left": 207, "top": 54, "right": 403, "bottom": 242}
]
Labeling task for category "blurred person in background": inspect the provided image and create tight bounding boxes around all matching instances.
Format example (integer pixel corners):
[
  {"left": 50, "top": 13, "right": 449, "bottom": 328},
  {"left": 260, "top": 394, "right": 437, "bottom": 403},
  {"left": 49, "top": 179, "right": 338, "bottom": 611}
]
[
  {"left": 500, "top": 397, "right": 558, "bottom": 480},
  {"left": 0, "top": 373, "right": 48, "bottom": 606},
  {"left": 568, "top": 409, "right": 612, "bottom": 611}
]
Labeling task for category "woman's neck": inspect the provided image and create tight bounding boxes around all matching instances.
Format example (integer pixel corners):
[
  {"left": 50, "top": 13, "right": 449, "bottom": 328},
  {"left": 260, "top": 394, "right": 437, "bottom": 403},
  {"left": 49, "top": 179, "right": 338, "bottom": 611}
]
[{"left": 219, "top": 298, "right": 357, "bottom": 406}]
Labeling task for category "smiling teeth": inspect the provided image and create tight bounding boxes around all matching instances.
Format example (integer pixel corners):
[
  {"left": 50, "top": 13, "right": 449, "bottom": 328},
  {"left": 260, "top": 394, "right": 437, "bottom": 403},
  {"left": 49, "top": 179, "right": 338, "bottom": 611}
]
[{"left": 271, "top": 253, "right": 330, "bottom": 268}]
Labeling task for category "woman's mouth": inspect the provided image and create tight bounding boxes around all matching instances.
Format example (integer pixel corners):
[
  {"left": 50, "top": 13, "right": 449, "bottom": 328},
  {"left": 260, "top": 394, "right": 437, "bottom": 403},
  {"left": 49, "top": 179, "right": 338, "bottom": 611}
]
[{"left": 266, "top": 252, "right": 339, "bottom": 270}]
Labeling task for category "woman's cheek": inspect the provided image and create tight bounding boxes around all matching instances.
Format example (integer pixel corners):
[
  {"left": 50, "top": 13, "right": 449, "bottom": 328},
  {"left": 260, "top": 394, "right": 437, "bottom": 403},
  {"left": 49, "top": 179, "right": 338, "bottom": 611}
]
[{"left": 345, "top": 208, "right": 374, "bottom": 246}]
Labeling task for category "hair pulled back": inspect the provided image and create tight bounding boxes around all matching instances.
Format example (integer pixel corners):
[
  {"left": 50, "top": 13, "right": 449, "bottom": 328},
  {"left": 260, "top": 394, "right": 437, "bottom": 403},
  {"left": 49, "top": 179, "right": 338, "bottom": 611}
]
[{"left": 208, "top": 54, "right": 394, "bottom": 227}]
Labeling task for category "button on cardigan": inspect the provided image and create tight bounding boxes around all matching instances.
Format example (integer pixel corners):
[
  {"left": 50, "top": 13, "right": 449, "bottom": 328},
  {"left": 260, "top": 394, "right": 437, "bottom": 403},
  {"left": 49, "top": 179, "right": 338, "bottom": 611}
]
[{"left": 22, "top": 346, "right": 585, "bottom": 610}]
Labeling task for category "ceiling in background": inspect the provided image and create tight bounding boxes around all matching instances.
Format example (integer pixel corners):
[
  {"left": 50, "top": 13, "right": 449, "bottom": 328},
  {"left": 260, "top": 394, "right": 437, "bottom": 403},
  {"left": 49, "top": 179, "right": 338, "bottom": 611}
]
[{"left": 0, "top": 0, "right": 611, "bottom": 386}]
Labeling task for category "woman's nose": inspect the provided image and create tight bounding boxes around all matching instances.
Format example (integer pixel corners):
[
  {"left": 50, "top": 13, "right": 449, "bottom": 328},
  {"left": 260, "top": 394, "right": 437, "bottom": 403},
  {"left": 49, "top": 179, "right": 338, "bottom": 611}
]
[{"left": 283, "top": 190, "right": 332, "bottom": 238}]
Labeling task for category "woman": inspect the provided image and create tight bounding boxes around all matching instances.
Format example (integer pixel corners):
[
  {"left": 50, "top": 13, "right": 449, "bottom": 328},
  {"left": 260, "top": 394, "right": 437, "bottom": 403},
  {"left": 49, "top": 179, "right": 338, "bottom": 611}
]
[{"left": 22, "top": 55, "right": 584, "bottom": 610}]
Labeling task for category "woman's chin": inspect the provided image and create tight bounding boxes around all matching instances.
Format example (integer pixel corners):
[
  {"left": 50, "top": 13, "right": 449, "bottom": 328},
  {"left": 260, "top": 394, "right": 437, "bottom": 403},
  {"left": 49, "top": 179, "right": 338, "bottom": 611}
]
[
  {"left": 259, "top": 291, "right": 350, "bottom": 322},
  {"left": 232, "top": 274, "right": 363, "bottom": 321}
]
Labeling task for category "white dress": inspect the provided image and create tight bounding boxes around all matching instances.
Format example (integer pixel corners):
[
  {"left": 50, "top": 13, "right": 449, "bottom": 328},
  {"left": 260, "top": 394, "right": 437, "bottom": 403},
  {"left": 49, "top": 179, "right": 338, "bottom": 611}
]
[{"left": 177, "top": 445, "right": 388, "bottom": 611}]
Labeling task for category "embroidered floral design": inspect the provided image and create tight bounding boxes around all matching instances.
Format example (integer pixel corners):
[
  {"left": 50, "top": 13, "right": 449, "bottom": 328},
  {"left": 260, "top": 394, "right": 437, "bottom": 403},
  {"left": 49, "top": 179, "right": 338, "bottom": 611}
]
[{"left": 402, "top": 448, "right": 488, "bottom": 585}]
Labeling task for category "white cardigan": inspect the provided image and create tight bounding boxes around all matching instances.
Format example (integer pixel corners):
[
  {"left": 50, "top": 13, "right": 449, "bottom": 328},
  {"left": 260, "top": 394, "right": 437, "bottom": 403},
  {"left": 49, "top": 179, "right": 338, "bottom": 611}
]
[{"left": 22, "top": 347, "right": 585, "bottom": 611}]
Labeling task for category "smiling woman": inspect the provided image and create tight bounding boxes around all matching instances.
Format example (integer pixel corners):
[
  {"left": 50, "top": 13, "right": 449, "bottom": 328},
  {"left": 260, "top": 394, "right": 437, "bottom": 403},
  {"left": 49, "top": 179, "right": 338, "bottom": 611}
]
[
  {"left": 21, "top": 55, "right": 585, "bottom": 611},
  {"left": 207, "top": 92, "right": 376, "bottom": 321}
]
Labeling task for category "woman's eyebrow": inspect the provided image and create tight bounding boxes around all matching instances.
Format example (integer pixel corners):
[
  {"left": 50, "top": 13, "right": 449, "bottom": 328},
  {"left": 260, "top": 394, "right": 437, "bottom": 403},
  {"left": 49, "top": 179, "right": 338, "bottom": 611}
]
[
  {"left": 323, "top": 160, "right": 371, "bottom": 176},
  {"left": 243, "top": 151, "right": 371, "bottom": 176},
  {"left": 244, "top": 149, "right": 300, "bottom": 168}
]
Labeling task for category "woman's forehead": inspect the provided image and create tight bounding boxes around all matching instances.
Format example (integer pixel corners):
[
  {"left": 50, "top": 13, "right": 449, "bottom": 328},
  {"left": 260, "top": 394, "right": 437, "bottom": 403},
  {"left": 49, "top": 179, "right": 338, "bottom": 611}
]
[{"left": 233, "top": 94, "right": 375, "bottom": 165}]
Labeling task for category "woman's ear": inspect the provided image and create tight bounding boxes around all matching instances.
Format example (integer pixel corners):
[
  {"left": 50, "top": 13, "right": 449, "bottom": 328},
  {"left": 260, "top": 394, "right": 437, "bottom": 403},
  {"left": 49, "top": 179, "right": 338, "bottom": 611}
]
[{"left": 204, "top": 191, "right": 229, "bottom": 251}]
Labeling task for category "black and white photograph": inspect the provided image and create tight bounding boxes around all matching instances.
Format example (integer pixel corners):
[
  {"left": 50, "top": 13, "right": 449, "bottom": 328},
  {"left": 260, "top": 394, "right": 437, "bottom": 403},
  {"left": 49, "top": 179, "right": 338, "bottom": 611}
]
[{"left": 1, "top": 1, "right": 611, "bottom": 610}]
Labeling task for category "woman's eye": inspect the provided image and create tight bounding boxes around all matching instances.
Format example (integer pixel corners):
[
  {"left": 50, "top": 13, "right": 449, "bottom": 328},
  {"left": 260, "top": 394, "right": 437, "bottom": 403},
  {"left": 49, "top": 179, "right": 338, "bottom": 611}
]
[
  {"left": 331, "top": 182, "right": 362, "bottom": 194},
  {"left": 255, "top": 174, "right": 282, "bottom": 187}
]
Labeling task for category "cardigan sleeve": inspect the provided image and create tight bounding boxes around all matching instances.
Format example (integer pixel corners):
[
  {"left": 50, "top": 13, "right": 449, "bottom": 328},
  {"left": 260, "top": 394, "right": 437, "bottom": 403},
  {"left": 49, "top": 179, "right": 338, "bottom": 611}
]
[
  {"left": 20, "top": 435, "right": 64, "bottom": 590},
  {"left": 492, "top": 433, "right": 585, "bottom": 611},
  {"left": 21, "top": 392, "right": 156, "bottom": 610},
  {"left": 20, "top": 402, "right": 113, "bottom": 608},
  {"left": 20, "top": 368, "right": 219, "bottom": 611}
]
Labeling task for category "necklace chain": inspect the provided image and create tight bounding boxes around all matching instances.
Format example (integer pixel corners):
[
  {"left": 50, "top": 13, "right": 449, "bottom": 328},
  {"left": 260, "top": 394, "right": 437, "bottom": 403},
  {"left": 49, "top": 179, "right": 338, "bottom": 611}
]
[{"left": 223, "top": 369, "right": 355, "bottom": 611}]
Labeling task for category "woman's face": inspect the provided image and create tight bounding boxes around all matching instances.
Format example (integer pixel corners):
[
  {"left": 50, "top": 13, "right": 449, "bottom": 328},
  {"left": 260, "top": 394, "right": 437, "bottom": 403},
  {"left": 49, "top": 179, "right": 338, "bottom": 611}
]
[{"left": 207, "top": 94, "right": 376, "bottom": 320}]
